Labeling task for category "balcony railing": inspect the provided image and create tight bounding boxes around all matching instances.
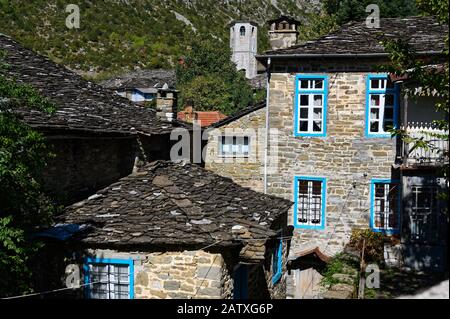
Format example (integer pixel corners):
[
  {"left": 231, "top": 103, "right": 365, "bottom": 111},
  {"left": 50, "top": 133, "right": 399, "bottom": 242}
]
[{"left": 403, "top": 122, "right": 449, "bottom": 166}]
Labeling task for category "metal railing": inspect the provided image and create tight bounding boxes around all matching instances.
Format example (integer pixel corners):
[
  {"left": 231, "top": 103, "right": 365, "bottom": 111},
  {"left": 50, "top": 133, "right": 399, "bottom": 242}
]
[{"left": 403, "top": 122, "right": 449, "bottom": 166}]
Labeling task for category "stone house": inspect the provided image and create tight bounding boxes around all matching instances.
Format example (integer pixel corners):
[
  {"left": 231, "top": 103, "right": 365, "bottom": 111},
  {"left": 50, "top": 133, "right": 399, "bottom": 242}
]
[
  {"left": 204, "top": 16, "right": 448, "bottom": 297},
  {"left": 36, "top": 160, "right": 293, "bottom": 299},
  {"left": 100, "top": 69, "right": 179, "bottom": 122},
  {"left": 100, "top": 69, "right": 176, "bottom": 103},
  {"left": 205, "top": 102, "right": 267, "bottom": 192},
  {"left": 1, "top": 34, "right": 179, "bottom": 205}
]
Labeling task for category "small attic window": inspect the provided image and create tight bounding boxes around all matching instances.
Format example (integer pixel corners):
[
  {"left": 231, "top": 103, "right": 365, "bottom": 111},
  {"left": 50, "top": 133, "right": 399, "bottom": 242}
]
[{"left": 240, "top": 26, "right": 246, "bottom": 36}]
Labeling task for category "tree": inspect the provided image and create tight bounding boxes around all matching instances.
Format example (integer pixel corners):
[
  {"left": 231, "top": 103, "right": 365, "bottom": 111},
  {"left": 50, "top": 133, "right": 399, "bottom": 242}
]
[
  {"left": 323, "top": 0, "right": 418, "bottom": 25},
  {"left": 0, "top": 51, "right": 56, "bottom": 297},
  {"left": 176, "top": 35, "right": 256, "bottom": 115},
  {"left": 383, "top": 0, "right": 448, "bottom": 183}
]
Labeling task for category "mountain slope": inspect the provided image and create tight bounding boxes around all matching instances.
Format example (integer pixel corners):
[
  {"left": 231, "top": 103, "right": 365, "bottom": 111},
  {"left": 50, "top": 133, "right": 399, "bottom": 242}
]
[{"left": 0, "top": 0, "right": 322, "bottom": 79}]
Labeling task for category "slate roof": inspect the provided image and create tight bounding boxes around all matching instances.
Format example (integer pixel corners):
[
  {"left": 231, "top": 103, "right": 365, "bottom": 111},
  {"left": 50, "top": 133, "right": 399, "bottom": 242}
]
[
  {"left": 259, "top": 16, "right": 447, "bottom": 58},
  {"left": 56, "top": 160, "right": 292, "bottom": 251},
  {"left": 0, "top": 34, "right": 173, "bottom": 135},
  {"left": 100, "top": 69, "right": 176, "bottom": 91},
  {"left": 248, "top": 73, "right": 267, "bottom": 90}
]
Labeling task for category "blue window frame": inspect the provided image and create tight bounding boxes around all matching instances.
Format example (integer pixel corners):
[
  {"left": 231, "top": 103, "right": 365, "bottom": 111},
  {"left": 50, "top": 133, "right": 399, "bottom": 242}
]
[
  {"left": 272, "top": 239, "right": 283, "bottom": 284},
  {"left": 83, "top": 258, "right": 134, "bottom": 299},
  {"left": 293, "top": 176, "right": 327, "bottom": 229},
  {"left": 294, "top": 74, "right": 328, "bottom": 137},
  {"left": 365, "top": 74, "right": 400, "bottom": 137},
  {"left": 370, "top": 179, "right": 401, "bottom": 234}
]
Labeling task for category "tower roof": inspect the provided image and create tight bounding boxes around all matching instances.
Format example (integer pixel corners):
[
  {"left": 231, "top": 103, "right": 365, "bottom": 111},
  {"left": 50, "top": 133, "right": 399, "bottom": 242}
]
[{"left": 229, "top": 20, "right": 258, "bottom": 28}]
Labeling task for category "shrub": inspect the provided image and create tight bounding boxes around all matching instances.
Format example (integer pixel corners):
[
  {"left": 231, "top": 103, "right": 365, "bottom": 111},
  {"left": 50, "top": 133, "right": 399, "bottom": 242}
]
[{"left": 348, "top": 228, "right": 385, "bottom": 263}]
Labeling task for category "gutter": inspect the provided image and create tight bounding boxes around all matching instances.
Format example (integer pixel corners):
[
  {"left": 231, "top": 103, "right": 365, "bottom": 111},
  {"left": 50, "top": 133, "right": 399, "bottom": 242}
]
[
  {"left": 255, "top": 51, "right": 444, "bottom": 64},
  {"left": 263, "top": 57, "right": 271, "bottom": 194}
]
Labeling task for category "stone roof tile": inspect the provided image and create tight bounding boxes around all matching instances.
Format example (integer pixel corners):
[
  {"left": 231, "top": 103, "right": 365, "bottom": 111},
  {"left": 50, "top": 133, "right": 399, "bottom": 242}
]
[
  {"left": 57, "top": 160, "right": 293, "bottom": 251},
  {"left": 260, "top": 16, "right": 447, "bottom": 57},
  {"left": 0, "top": 34, "right": 173, "bottom": 135}
]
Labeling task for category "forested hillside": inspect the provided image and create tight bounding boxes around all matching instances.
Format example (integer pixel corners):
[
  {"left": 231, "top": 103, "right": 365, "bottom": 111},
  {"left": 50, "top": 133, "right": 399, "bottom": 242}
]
[
  {"left": 0, "top": 0, "right": 418, "bottom": 80},
  {"left": 0, "top": 0, "right": 324, "bottom": 79}
]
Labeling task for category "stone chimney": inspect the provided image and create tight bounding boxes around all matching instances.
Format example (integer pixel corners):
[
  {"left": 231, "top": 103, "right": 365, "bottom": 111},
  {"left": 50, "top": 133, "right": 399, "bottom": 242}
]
[
  {"left": 267, "top": 16, "right": 301, "bottom": 50},
  {"left": 156, "top": 84, "right": 178, "bottom": 122}
]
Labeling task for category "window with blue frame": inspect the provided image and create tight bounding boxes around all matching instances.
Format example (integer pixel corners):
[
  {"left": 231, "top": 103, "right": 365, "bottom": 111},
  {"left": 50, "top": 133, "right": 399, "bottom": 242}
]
[
  {"left": 293, "top": 176, "right": 326, "bottom": 229},
  {"left": 294, "top": 75, "right": 328, "bottom": 137},
  {"left": 219, "top": 135, "right": 250, "bottom": 157},
  {"left": 370, "top": 179, "right": 400, "bottom": 234},
  {"left": 366, "top": 74, "right": 399, "bottom": 137},
  {"left": 84, "top": 258, "right": 134, "bottom": 299},
  {"left": 272, "top": 240, "right": 283, "bottom": 284}
]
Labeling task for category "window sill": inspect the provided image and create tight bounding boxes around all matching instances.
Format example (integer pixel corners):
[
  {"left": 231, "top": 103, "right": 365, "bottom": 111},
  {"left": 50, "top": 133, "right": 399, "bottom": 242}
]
[
  {"left": 294, "top": 223, "right": 325, "bottom": 230},
  {"left": 294, "top": 133, "right": 327, "bottom": 138},
  {"left": 218, "top": 154, "right": 251, "bottom": 159},
  {"left": 365, "top": 133, "right": 393, "bottom": 138}
]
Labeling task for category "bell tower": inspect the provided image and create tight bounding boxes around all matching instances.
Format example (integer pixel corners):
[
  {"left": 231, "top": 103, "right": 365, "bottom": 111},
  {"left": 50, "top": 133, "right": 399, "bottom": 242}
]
[{"left": 230, "top": 21, "right": 258, "bottom": 79}]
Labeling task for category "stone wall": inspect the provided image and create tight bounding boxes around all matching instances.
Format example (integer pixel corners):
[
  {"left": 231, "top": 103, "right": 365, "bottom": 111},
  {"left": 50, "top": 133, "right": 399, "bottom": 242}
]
[
  {"left": 205, "top": 61, "right": 399, "bottom": 257},
  {"left": 42, "top": 133, "right": 172, "bottom": 205},
  {"left": 269, "top": 31, "right": 298, "bottom": 50},
  {"left": 134, "top": 250, "right": 233, "bottom": 299},
  {"left": 37, "top": 242, "right": 288, "bottom": 299},
  {"left": 77, "top": 248, "right": 234, "bottom": 299},
  {"left": 42, "top": 135, "right": 138, "bottom": 205},
  {"left": 267, "top": 70, "right": 398, "bottom": 257},
  {"left": 245, "top": 240, "right": 288, "bottom": 299},
  {"left": 156, "top": 90, "right": 177, "bottom": 122},
  {"left": 204, "top": 107, "right": 266, "bottom": 192}
]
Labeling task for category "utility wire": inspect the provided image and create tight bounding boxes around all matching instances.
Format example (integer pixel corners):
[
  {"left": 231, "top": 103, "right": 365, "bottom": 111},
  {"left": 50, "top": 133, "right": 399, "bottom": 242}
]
[{"left": 1, "top": 280, "right": 102, "bottom": 300}]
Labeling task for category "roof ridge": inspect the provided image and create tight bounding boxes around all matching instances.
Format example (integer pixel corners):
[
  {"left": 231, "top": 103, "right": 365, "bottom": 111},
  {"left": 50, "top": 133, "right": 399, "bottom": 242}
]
[{"left": 260, "top": 15, "right": 446, "bottom": 57}]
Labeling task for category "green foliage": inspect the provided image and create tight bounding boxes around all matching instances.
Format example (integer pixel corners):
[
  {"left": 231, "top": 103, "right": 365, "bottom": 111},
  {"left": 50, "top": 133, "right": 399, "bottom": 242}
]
[
  {"left": 321, "top": 252, "right": 359, "bottom": 286},
  {"left": 416, "top": 0, "right": 449, "bottom": 23},
  {"left": 348, "top": 228, "right": 385, "bottom": 263},
  {"left": 297, "top": 10, "right": 339, "bottom": 42},
  {"left": 0, "top": 0, "right": 322, "bottom": 79},
  {"left": 323, "top": 0, "right": 418, "bottom": 25},
  {"left": 176, "top": 36, "right": 254, "bottom": 115},
  {"left": 0, "top": 52, "right": 56, "bottom": 297}
]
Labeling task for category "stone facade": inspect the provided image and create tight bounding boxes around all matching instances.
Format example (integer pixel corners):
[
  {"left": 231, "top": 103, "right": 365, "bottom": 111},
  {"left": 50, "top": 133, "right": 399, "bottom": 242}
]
[
  {"left": 267, "top": 66, "right": 398, "bottom": 257},
  {"left": 206, "top": 59, "right": 400, "bottom": 257},
  {"left": 267, "top": 16, "right": 300, "bottom": 50},
  {"left": 41, "top": 133, "right": 172, "bottom": 205},
  {"left": 41, "top": 245, "right": 287, "bottom": 299},
  {"left": 134, "top": 250, "right": 232, "bottom": 299},
  {"left": 42, "top": 135, "right": 138, "bottom": 205},
  {"left": 156, "top": 90, "right": 177, "bottom": 122},
  {"left": 205, "top": 107, "right": 266, "bottom": 192},
  {"left": 268, "top": 31, "right": 298, "bottom": 50}
]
